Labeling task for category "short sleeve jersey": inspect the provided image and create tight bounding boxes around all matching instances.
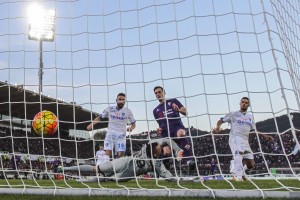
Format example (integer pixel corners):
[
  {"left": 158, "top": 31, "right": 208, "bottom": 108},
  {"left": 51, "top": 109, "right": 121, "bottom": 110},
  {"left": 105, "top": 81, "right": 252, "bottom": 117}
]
[
  {"left": 100, "top": 106, "right": 136, "bottom": 135},
  {"left": 221, "top": 111, "right": 256, "bottom": 140},
  {"left": 96, "top": 150, "right": 107, "bottom": 165},
  {"left": 153, "top": 99, "right": 184, "bottom": 132}
]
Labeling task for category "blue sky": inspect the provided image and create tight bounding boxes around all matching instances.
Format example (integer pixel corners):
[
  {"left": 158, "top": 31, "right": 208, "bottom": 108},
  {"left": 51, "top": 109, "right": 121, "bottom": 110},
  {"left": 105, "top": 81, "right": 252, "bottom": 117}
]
[{"left": 0, "top": 0, "right": 299, "bottom": 133}]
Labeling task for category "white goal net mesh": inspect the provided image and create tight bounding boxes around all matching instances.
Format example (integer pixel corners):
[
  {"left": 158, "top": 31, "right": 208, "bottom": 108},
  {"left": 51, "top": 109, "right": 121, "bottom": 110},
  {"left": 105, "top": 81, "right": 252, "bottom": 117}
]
[{"left": 0, "top": 0, "right": 300, "bottom": 198}]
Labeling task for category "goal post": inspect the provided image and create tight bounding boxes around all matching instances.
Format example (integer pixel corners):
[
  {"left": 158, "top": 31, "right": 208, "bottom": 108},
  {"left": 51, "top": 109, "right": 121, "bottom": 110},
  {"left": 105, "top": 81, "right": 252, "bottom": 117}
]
[{"left": 0, "top": 0, "right": 300, "bottom": 198}]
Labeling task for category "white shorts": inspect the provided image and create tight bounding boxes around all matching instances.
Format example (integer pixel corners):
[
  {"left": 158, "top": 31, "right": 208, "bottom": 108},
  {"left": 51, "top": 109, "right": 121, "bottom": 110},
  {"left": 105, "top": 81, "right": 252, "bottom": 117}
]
[
  {"left": 104, "top": 134, "right": 126, "bottom": 153},
  {"left": 229, "top": 136, "right": 254, "bottom": 160}
]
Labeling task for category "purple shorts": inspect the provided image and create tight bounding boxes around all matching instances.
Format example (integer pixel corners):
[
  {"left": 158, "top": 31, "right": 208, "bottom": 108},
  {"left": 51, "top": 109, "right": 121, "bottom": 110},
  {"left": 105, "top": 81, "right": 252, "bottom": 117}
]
[{"left": 161, "top": 125, "right": 185, "bottom": 138}]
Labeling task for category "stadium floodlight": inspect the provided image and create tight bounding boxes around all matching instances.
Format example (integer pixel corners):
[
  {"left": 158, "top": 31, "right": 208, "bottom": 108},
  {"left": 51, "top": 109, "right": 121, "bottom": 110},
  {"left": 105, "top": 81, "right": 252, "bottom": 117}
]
[
  {"left": 28, "top": 4, "right": 55, "bottom": 93},
  {"left": 28, "top": 4, "right": 55, "bottom": 42}
]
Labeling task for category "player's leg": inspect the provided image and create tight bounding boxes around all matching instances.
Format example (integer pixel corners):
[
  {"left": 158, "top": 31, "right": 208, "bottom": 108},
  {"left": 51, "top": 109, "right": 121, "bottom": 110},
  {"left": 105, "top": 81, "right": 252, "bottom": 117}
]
[
  {"left": 229, "top": 138, "right": 244, "bottom": 181},
  {"left": 77, "top": 176, "right": 106, "bottom": 183},
  {"left": 63, "top": 165, "right": 97, "bottom": 173},
  {"left": 243, "top": 159, "right": 254, "bottom": 169},
  {"left": 242, "top": 158, "right": 254, "bottom": 181},
  {"left": 242, "top": 142, "right": 254, "bottom": 169},
  {"left": 104, "top": 134, "right": 113, "bottom": 158},
  {"left": 98, "top": 157, "right": 129, "bottom": 177},
  {"left": 175, "top": 128, "right": 194, "bottom": 168},
  {"left": 229, "top": 159, "right": 236, "bottom": 180},
  {"left": 176, "top": 129, "right": 190, "bottom": 148},
  {"left": 76, "top": 168, "right": 108, "bottom": 183},
  {"left": 76, "top": 161, "right": 125, "bottom": 183},
  {"left": 241, "top": 143, "right": 254, "bottom": 180},
  {"left": 115, "top": 135, "right": 126, "bottom": 158}
]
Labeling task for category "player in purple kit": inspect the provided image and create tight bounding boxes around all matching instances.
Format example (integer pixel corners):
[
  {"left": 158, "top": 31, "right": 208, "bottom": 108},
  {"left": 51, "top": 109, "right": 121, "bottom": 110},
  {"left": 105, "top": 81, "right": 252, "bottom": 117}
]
[
  {"left": 210, "top": 158, "right": 216, "bottom": 179},
  {"left": 153, "top": 86, "right": 194, "bottom": 166},
  {"left": 52, "top": 158, "right": 61, "bottom": 179},
  {"left": 11, "top": 154, "right": 21, "bottom": 179}
]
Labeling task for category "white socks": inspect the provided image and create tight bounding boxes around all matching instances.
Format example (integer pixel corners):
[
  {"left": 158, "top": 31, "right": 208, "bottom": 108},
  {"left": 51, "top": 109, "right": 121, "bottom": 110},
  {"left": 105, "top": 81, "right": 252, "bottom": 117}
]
[{"left": 234, "top": 154, "right": 243, "bottom": 179}]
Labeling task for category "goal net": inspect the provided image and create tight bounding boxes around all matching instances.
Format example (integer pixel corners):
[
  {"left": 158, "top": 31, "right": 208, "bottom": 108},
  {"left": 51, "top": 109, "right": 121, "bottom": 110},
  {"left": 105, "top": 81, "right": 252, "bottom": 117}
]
[{"left": 0, "top": 0, "right": 299, "bottom": 198}]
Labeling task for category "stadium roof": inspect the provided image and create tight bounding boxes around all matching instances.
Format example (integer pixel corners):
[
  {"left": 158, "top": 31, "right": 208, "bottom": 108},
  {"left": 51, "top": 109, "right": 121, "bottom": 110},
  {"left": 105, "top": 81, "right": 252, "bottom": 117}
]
[{"left": 0, "top": 81, "right": 107, "bottom": 130}]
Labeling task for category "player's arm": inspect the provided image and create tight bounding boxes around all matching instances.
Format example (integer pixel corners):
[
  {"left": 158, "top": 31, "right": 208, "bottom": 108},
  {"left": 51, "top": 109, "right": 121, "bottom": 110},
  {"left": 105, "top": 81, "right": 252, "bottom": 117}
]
[
  {"left": 154, "top": 138, "right": 183, "bottom": 159},
  {"left": 252, "top": 131, "right": 274, "bottom": 141},
  {"left": 178, "top": 106, "right": 187, "bottom": 116},
  {"left": 213, "top": 119, "right": 224, "bottom": 134},
  {"left": 87, "top": 116, "right": 101, "bottom": 131},
  {"left": 127, "top": 122, "right": 136, "bottom": 132},
  {"left": 171, "top": 99, "right": 187, "bottom": 116},
  {"left": 127, "top": 110, "right": 136, "bottom": 132},
  {"left": 250, "top": 119, "right": 274, "bottom": 141},
  {"left": 154, "top": 160, "right": 185, "bottom": 183},
  {"left": 153, "top": 109, "right": 163, "bottom": 135},
  {"left": 154, "top": 160, "right": 173, "bottom": 179}
]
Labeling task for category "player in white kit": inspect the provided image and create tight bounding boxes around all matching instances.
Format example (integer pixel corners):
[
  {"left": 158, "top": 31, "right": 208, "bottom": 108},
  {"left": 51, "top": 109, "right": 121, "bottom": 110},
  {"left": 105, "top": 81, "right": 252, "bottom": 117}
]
[
  {"left": 95, "top": 145, "right": 109, "bottom": 166},
  {"left": 213, "top": 97, "right": 273, "bottom": 181},
  {"left": 87, "top": 93, "right": 136, "bottom": 158},
  {"left": 229, "top": 157, "right": 235, "bottom": 180}
]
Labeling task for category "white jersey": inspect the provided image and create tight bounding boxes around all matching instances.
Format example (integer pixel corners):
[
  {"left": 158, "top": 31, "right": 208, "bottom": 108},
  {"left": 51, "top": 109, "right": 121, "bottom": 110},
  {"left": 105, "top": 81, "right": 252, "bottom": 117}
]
[
  {"left": 221, "top": 111, "right": 255, "bottom": 140},
  {"left": 100, "top": 106, "right": 136, "bottom": 135},
  {"left": 96, "top": 150, "right": 107, "bottom": 166}
]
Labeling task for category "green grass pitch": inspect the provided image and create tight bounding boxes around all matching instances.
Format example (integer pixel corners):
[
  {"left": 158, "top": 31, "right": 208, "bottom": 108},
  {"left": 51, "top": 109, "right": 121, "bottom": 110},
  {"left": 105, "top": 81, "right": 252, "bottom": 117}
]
[{"left": 0, "top": 179, "right": 299, "bottom": 200}]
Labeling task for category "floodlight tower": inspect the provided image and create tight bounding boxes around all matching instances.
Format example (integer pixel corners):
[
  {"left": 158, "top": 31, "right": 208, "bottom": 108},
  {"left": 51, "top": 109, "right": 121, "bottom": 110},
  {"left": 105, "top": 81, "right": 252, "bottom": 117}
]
[{"left": 28, "top": 4, "right": 55, "bottom": 94}]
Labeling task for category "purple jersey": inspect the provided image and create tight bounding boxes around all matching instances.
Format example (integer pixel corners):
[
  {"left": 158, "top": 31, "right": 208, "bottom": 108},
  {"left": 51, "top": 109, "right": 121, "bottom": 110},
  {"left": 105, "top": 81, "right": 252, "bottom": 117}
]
[
  {"left": 153, "top": 98, "right": 185, "bottom": 137},
  {"left": 53, "top": 160, "right": 60, "bottom": 168},
  {"left": 11, "top": 155, "right": 21, "bottom": 170},
  {"left": 211, "top": 160, "right": 216, "bottom": 171}
]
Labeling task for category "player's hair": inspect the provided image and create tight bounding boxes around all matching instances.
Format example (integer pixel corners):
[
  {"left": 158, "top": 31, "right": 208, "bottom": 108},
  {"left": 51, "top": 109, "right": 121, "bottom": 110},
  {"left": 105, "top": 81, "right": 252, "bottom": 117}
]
[
  {"left": 241, "top": 97, "right": 249, "bottom": 102},
  {"left": 160, "top": 142, "right": 169, "bottom": 149},
  {"left": 159, "top": 143, "right": 171, "bottom": 158},
  {"left": 146, "top": 142, "right": 159, "bottom": 158},
  {"left": 153, "top": 86, "right": 164, "bottom": 92},
  {"left": 117, "top": 93, "right": 126, "bottom": 98}
]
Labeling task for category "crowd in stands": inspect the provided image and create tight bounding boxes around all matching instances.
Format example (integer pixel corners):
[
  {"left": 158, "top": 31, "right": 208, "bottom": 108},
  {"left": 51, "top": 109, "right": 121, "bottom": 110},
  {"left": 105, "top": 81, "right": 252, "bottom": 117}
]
[{"left": 0, "top": 124, "right": 299, "bottom": 177}]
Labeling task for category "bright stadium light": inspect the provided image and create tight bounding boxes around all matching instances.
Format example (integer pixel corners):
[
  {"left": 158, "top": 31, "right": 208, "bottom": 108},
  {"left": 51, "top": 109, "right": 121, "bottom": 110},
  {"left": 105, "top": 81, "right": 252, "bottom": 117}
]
[
  {"left": 28, "top": 4, "right": 55, "bottom": 42},
  {"left": 28, "top": 4, "right": 55, "bottom": 94}
]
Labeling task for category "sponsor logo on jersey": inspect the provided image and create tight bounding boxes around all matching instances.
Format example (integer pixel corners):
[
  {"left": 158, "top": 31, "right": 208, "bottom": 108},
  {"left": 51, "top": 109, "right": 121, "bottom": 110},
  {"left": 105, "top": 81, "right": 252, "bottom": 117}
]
[
  {"left": 163, "top": 109, "right": 173, "bottom": 116},
  {"left": 110, "top": 114, "right": 126, "bottom": 120},
  {"left": 237, "top": 119, "right": 251, "bottom": 126}
]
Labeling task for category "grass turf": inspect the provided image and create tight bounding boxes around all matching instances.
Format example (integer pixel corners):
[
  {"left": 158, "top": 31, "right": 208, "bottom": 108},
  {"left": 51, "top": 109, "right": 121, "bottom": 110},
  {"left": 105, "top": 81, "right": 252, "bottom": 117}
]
[
  {"left": 0, "top": 179, "right": 299, "bottom": 191},
  {"left": 1, "top": 195, "right": 300, "bottom": 200},
  {"left": 0, "top": 179, "right": 299, "bottom": 199}
]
